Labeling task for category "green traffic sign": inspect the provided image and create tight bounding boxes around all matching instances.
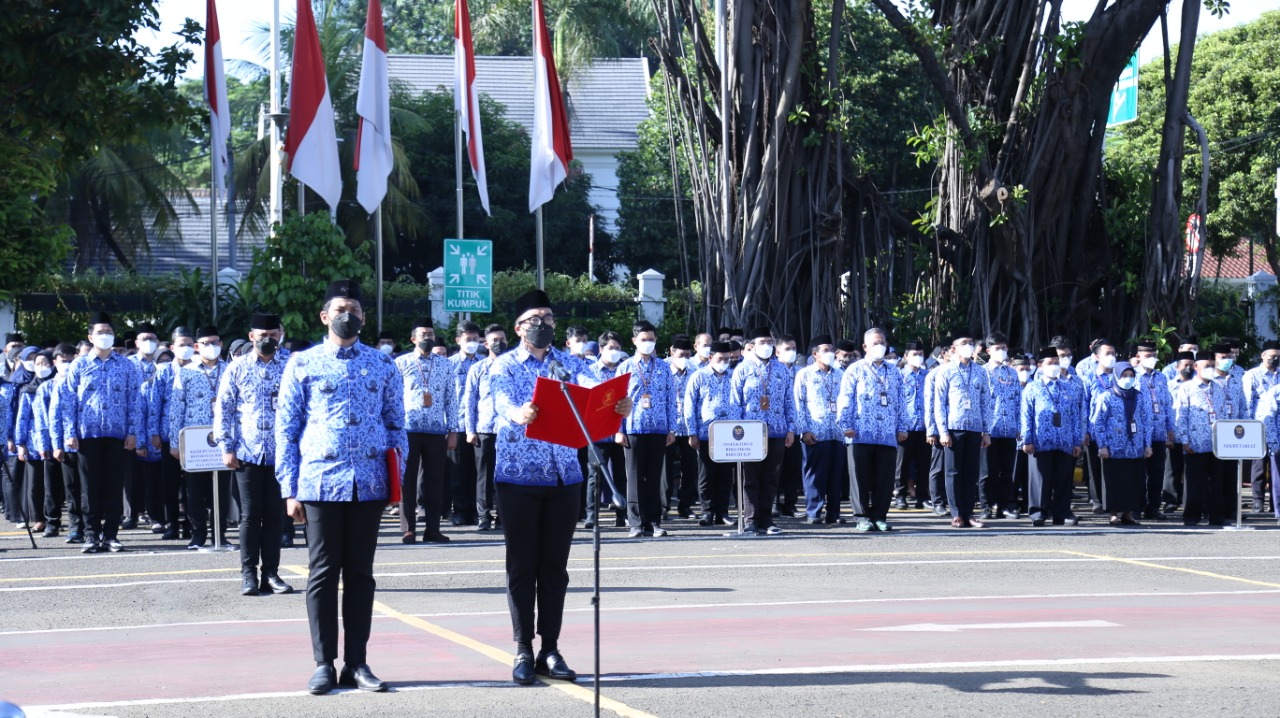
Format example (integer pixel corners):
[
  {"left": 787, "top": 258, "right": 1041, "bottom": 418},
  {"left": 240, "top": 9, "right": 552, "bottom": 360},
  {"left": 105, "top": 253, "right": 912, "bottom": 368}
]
[
  {"left": 443, "top": 238, "right": 493, "bottom": 313},
  {"left": 1107, "top": 54, "right": 1140, "bottom": 128}
]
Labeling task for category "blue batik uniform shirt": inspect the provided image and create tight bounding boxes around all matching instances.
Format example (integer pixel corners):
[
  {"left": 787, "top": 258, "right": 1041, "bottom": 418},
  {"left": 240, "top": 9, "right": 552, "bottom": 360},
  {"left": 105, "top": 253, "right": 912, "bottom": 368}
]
[
  {"left": 449, "top": 352, "right": 481, "bottom": 429},
  {"left": 1243, "top": 364, "right": 1280, "bottom": 419},
  {"left": 395, "top": 352, "right": 459, "bottom": 434},
  {"left": 683, "top": 366, "right": 737, "bottom": 441},
  {"left": 670, "top": 363, "right": 694, "bottom": 436},
  {"left": 1210, "top": 371, "right": 1246, "bottom": 421},
  {"left": 168, "top": 360, "right": 226, "bottom": 444},
  {"left": 1020, "top": 374, "right": 1087, "bottom": 453},
  {"left": 730, "top": 356, "right": 796, "bottom": 439},
  {"left": 1173, "top": 378, "right": 1231, "bottom": 454},
  {"left": 902, "top": 366, "right": 927, "bottom": 432},
  {"left": 489, "top": 346, "right": 592, "bottom": 486},
  {"left": 923, "top": 365, "right": 945, "bottom": 438},
  {"left": 618, "top": 354, "right": 676, "bottom": 435},
  {"left": 794, "top": 363, "right": 844, "bottom": 443},
  {"left": 275, "top": 340, "right": 408, "bottom": 502},
  {"left": 463, "top": 358, "right": 500, "bottom": 435},
  {"left": 130, "top": 355, "right": 163, "bottom": 462},
  {"left": 1139, "top": 371, "right": 1175, "bottom": 444},
  {"left": 215, "top": 352, "right": 286, "bottom": 466},
  {"left": 837, "top": 359, "right": 908, "bottom": 447},
  {"left": 1256, "top": 384, "right": 1280, "bottom": 452},
  {"left": 15, "top": 385, "right": 53, "bottom": 456},
  {"left": 987, "top": 364, "right": 1022, "bottom": 439},
  {"left": 1090, "top": 387, "right": 1153, "bottom": 459},
  {"left": 934, "top": 360, "right": 992, "bottom": 435},
  {"left": 61, "top": 352, "right": 142, "bottom": 445}
]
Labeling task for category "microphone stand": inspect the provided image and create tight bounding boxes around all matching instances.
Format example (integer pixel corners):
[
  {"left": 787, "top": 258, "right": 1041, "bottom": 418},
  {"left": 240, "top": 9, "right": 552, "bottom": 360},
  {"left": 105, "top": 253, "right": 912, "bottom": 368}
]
[{"left": 552, "top": 372, "right": 623, "bottom": 718}]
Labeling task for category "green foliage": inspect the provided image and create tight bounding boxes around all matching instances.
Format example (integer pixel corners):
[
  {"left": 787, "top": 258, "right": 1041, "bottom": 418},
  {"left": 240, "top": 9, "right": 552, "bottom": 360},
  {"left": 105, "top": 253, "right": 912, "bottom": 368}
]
[
  {"left": 245, "top": 214, "right": 373, "bottom": 337},
  {"left": 0, "top": 134, "right": 74, "bottom": 300}
]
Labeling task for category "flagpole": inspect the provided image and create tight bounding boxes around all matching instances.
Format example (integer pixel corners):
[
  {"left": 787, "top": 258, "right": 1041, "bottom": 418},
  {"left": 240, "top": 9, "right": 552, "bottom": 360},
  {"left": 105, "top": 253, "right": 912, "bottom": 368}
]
[
  {"left": 375, "top": 207, "right": 384, "bottom": 332},
  {"left": 536, "top": 206, "right": 545, "bottom": 290},
  {"left": 269, "top": 0, "right": 283, "bottom": 227},
  {"left": 455, "top": 111, "right": 464, "bottom": 241},
  {"left": 588, "top": 213, "right": 595, "bottom": 282},
  {"left": 211, "top": 181, "right": 219, "bottom": 322}
]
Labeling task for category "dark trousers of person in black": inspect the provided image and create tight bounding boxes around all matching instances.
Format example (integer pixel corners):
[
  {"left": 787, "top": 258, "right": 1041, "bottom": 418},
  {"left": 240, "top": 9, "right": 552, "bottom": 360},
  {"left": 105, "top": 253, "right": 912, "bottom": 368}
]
[
  {"left": 1084, "top": 442, "right": 1104, "bottom": 510},
  {"left": 895, "top": 430, "right": 929, "bottom": 506},
  {"left": 1144, "top": 443, "right": 1167, "bottom": 515},
  {"left": 742, "top": 438, "right": 786, "bottom": 531},
  {"left": 474, "top": 434, "right": 498, "bottom": 523},
  {"left": 1012, "top": 449, "right": 1029, "bottom": 512},
  {"left": 237, "top": 463, "right": 283, "bottom": 574},
  {"left": 776, "top": 442, "right": 802, "bottom": 515},
  {"left": 980, "top": 437, "right": 1017, "bottom": 514},
  {"left": 123, "top": 457, "right": 147, "bottom": 523},
  {"left": 624, "top": 434, "right": 667, "bottom": 531},
  {"left": 1101, "top": 456, "right": 1145, "bottom": 514},
  {"left": 1182, "top": 453, "right": 1237, "bottom": 525},
  {"left": 580, "top": 442, "right": 626, "bottom": 526},
  {"left": 1163, "top": 442, "right": 1185, "bottom": 508},
  {"left": 157, "top": 443, "right": 183, "bottom": 531},
  {"left": 802, "top": 440, "right": 846, "bottom": 521},
  {"left": 35, "top": 458, "right": 63, "bottom": 526},
  {"left": 3, "top": 458, "right": 23, "bottom": 523},
  {"left": 402, "top": 432, "right": 447, "bottom": 538},
  {"left": 928, "top": 443, "right": 948, "bottom": 509},
  {"left": 1251, "top": 453, "right": 1269, "bottom": 510},
  {"left": 850, "top": 443, "right": 897, "bottom": 523},
  {"left": 60, "top": 455, "right": 84, "bottom": 537},
  {"left": 697, "top": 441, "right": 732, "bottom": 521},
  {"left": 1028, "top": 450, "right": 1076, "bottom": 522},
  {"left": 131, "top": 459, "right": 160, "bottom": 526},
  {"left": 304, "top": 499, "right": 384, "bottom": 665},
  {"left": 943, "top": 431, "right": 982, "bottom": 520},
  {"left": 665, "top": 439, "right": 698, "bottom": 517},
  {"left": 497, "top": 482, "right": 580, "bottom": 648},
  {"left": 23, "top": 458, "right": 45, "bottom": 527},
  {"left": 79, "top": 437, "right": 126, "bottom": 542},
  {"left": 187, "top": 470, "right": 232, "bottom": 544},
  {"left": 451, "top": 441, "right": 478, "bottom": 524}
]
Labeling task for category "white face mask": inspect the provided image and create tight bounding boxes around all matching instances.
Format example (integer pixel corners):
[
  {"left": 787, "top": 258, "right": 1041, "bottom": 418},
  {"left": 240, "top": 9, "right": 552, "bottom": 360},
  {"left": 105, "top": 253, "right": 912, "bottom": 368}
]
[
  {"left": 462, "top": 341, "right": 480, "bottom": 355},
  {"left": 777, "top": 348, "right": 797, "bottom": 364},
  {"left": 568, "top": 341, "right": 584, "bottom": 355},
  {"left": 36, "top": 366, "right": 52, "bottom": 379},
  {"left": 989, "top": 349, "right": 1008, "bottom": 364},
  {"left": 1199, "top": 367, "right": 1217, "bottom": 381},
  {"left": 818, "top": 351, "right": 836, "bottom": 368},
  {"left": 1099, "top": 354, "right": 1117, "bottom": 370},
  {"left": 1061, "top": 354, "right": 1073, "bottom": 368},
  {"left": 22, "top": 360, "right": 35, "bottom": 372},
  {"left": 604, "top": 349, "right": 625, "bottom": 365},
  {"left": 1017, "top": 369, "right": 1030, "bottom": 384},
  {"left": 138, "top": 339, "right": 159, "bottom": 356},
  {"left": 636, "top": 340, "right": 656, "bottom": 356},
  {"left": 378, "top": 343, "right": 395, "bottom": 355},
  {"left": 1140, "top": 356, "right": 1158, "bottom": 370},
  {"left": 91, "top": 334, "right": 115, "bottom": 351},
  {"left": 199, "top": 345, "right": 221, "bottom": 362},
  {"left": 906, "top": 354, "right": 924, "bottom": 368},
  {"left": 711, "top": 360, "right": 729, "bottom": 374},
  {"left": 955, "top": 344, "right": 974, "bottom": 359},
  {"left": 174, "top": 345, "right": 196, "bottom": 361},
  {"left": 1116, "top": 376, "right": 1136, "bottom": 390},
  {"left": 698, "top": 345, "right": 711, "bottom": 358},
  {"left": 753, "top": 344, "right": 774, "bottom": 360},
  {"left": 865, "top": 344, "right": 887, "bottom": 362},
  {"left": 669, "top": 356, "right": 688, "bottom": 371}
]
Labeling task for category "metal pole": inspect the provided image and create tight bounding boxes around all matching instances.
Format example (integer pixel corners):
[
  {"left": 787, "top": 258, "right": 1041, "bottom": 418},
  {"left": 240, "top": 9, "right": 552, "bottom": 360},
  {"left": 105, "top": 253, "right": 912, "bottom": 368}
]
[
  {"left": 211, "top": 181, "right": 219, "bottom": 322},
  {"left": 375, "top": 208, "right": 384, "bottom": 332},
  {"left": 536, "top": 206, "right": 545, "bottom": 289},
  {"left": 716, "top": 0, "right": 729, "bottom": 262},
  {"left": 269, "top": 0, "right": 283, "bottom": 228},
  {"left": 204, "top": 471, "right": 234, "bottom": 552},
  {"left": 297, "top": 182, "right": 306, "bottom": 217},
  {"left": 588, "top": 214, "right": 595, "bottom": 282},
  {"left": 455, "top": 113, "right": 464, "bottom": 240},
  {"left": 735, "top": 462, "right": 745, "bottom": 534},
  {"left": 1237, "top": 460, "right": 1245, "bottom": 529}
]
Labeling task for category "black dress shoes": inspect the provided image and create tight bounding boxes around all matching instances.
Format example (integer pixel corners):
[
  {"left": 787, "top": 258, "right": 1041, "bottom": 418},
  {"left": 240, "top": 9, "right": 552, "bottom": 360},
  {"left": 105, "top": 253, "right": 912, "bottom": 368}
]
[
  {"left": 260, "top": 572, "right": 295, "bottom": 594},
  {"left": 308, "top": 664, "right": 337, "bottom": 695},
  {"left": 338, "top": 663, "right": 388, "bottom": 692},
  {"left": 241, "top": 571, "right": 260, "bottom": 596},
  {"left": 513, "top": 652, "right": 537, "bottom": 685},
  {"left": 535, "top": 650, "right": 577, "bottom": 681}
]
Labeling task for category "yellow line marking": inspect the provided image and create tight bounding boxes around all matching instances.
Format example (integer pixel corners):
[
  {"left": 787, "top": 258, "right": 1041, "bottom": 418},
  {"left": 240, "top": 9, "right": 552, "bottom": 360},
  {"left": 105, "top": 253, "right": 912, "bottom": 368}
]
[
  {"left": 1058, "top": 550, "right": 1280, "bottom": 590},
  {"left": 0, "top": 567, "right": 242, "bottom": 583},
  {"left": 373, "top": 600, "right": 659, "bottom": 718}
]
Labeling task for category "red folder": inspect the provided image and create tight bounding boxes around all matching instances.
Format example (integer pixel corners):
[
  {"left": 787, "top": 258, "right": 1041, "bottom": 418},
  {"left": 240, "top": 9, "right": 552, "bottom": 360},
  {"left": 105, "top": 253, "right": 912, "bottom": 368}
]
[
  {"left": 385, "top": 448, "right": 402, "bottom": 504},
  {"left": 526, "top": 373, "right": 630, "bottom": 449}
]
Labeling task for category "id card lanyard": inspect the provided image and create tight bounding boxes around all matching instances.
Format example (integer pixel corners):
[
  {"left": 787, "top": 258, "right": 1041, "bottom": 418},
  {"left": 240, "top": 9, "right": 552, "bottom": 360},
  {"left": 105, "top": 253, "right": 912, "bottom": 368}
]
[
  {"left": 638, "top": 356, "right": 656, "bottom": 409},
  {"left": 415, "top": 354, "right": 435, "bottom": 408},
  {"left": 869, "top": 361, "right": 890, "bottom": 408},
  {"left": 757, "top": 361, "right": 773, "bottom": 411}
]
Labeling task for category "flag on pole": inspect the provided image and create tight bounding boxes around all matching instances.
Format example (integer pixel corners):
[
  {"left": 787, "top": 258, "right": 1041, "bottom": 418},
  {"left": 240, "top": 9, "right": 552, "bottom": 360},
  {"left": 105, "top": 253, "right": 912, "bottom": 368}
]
[
  {"left": 355, "top": 0, "right": 393, "bottom": 214},
  {"left": 204, "top": 0, "right": 230, "bottom": 195},
  {"left": 455, "top": 0, "right": 490, "bottom": 215},
  {"left": 528, "top": 0, "right": 573, "bottom": 213},
  {"left": 285, "top": 0, "right": 343, "bottom": 211}
]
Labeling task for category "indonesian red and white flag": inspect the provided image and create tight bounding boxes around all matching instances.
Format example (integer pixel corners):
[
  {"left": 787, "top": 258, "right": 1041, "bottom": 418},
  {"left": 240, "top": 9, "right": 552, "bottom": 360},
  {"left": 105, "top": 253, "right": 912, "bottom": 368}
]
[
  {"left": 455, "top": 0, "right": 490, "bottom": 215},
  {"left": 285, "top": 0, "right": 342, "bottom": 210},
  {"left": 355, "top": 0, "right": 393, "bottom": 214},
  {"left": 528, "top": 0, "right": 573, "bottom": 213},
  {"left": 204, "top": 0, "right": 230, "bottom": 195}
]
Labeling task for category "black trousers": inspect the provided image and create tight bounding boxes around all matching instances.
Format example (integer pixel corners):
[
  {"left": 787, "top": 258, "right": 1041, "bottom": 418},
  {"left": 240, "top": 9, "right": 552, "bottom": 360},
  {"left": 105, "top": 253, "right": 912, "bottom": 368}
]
[
  {"left": 1028, "top": 449, "right": 1075, "bottom": 521},
  {"left": 1101, "top": 456, "right": 1144, "bottom": 514},
  {"left": 1163, "top": 442, "right": 1185, "bottom": 507},
  {"left": 1144, "top": 442, "right": 1167, "bottom": 513},
  {"left": 928, "top": 443, "right": 948, "bottom": 507},
  {"left": 1182, "top": 452, "right": 1238, "bottom": 524},
  {"left": 802, "top": 440, "right": 846, "bottom": 520},
  {"left": 1084, "top": 442, "right": 1104, "bottom": 509},
  {"left": 497, "top": 482, "right": 580, "bottom": 647},
  {"left": 742, "top": 438, "right": 785, "bottom": 530},
  {"left": 35, "top": 458, "right": 63, "bottom": 524},
  {"left": 78, "top": 437, "right": 126, "bottom": 541},
  {"left": 697, "top": 441, "right": 733, "bottom": 519},
  {"left": 123, "top": 457, "right": 147, "bottom": 521},
  {"left": 1250, "top": 452, "right": 1269, "bottom": 508},
  {"left": 665, "top": 439, "right": 699, "bottom": 515},
  {"left": 943, "top": 431, "right": 982, "bottom": 519},
  {"left": 580, "top": 442, "right": 626, "bottom": 525},
  {"left": 624, "top": 434, "right": 667, "bottom": 529},
  {"left": 23, "top": 458, "right": 46, "bottom": 525},
  {"left": 187, "top": 470, "right": 232, "bottom": 543},
  {"left": 451, "top": 440, "right": 478, "bottom": 523},
  {"left": 895, "top": 430, "right": 929, "bottom": 503},
  {"left": 60, "top": 455, "right": 84, "bottom": 535},
  {"left": 980, "top": 437, "right": 1017, "bottom": 511},
  {"left": 1012, "top": 448, "right": 1029, "bottom": 511},
  {"left": 237, "top": 463, "right": 283, "bottom": 573},
  {"left": 777, "top": 442, "right": 802, "bottom": 513},
  {"left": 474, "top": 434, "right": 498, "bottom": 520},
  {"left": 402, "top": 432, "right": 447, "bottom": 536},
  {"left": 850, "top": 443, "right": 897, "bottom": 522},
  {"left": 130, "top": 460, "right": 160, "bottom": 524},
  {"left": 158, "top": 442, "right": 183, "bottom": 528},
  {"left": 304, "top": 499, "right": 384, "bottom": 665}
]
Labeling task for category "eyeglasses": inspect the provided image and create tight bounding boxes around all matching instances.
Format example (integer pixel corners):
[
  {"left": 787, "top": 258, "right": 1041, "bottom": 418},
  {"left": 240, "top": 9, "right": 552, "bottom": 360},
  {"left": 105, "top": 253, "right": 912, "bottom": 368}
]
[{"left": 520, "top": 315, "right": 555, "bottom": 327}]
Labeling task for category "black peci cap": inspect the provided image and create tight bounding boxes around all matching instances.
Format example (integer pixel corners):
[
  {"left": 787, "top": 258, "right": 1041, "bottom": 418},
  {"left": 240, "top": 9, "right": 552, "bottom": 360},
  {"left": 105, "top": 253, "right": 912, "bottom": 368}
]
[
  {"left": 324, "top": 279, "right": 362, "bottom": 303},
  {"left": 250, "top": 313, "right": 282, "bottom": 331},
  {"left": 512, "top": 289, "right": 553, "bottom": 319}
]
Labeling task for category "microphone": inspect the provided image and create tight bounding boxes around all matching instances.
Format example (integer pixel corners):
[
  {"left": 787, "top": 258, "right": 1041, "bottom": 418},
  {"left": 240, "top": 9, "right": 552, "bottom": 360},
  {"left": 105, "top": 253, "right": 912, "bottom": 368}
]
[{"left": 547, "top": 358, "right": 570, "bottom": 382}]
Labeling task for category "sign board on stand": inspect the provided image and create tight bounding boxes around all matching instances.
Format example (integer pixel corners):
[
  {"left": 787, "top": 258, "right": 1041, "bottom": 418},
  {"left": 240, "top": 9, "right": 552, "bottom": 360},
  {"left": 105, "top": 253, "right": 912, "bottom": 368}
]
[
  {"left": 179, "top": 426, "right": 226, "bottom": 473},
  {"left": 709, "top": 420, "right": 768, "bottom": 463},
  {"left": 1212, "top": 420, "right": 1265, "bottom": 531},
  {"left": 443, "top": 238, "right": 493, "bottom": 313}
]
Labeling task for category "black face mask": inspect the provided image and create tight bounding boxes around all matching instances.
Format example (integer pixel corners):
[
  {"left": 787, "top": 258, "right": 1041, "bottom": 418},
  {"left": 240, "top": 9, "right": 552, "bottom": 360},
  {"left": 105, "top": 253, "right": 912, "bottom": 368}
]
[
  {"left": 254, "top": 337, "right": 279, "bottom": 356},
  {"left": 1266, "top": 357, "right": 1279, "bottom": 370},
  {"left": 417, "top": 339, "right": 434, "bottom": 353},
  {"left": 1178, "top": 367, "right": 1194, "bottom": 379},
  {"left": 490, "top": 341, "right": 507, "bottom": 356},
  {"left": 329, "top": 313, "right": 362, "bottom": 340},
  {"left": 525, "top": 324, "right": 554, "bottom": 349}
]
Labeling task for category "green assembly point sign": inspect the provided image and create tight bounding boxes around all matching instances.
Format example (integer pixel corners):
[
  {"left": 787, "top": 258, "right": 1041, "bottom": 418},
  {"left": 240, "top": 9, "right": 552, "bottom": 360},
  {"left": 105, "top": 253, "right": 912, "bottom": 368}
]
[{"left": 443, "top": 238, "right": 493, "bottom": 313}]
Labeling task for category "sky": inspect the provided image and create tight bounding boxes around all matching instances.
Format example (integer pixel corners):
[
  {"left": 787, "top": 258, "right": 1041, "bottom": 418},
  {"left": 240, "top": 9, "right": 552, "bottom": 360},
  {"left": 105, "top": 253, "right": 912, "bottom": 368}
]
[{"left": 143, "top": 0, "right": 1276, "bottom": 79}]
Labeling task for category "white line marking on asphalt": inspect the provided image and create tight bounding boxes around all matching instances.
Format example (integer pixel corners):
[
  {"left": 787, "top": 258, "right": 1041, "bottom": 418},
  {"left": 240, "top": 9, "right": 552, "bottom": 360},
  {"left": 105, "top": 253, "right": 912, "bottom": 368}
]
[
  {"left": 22, "top": 681, "right": 514, "bottom": 711},
  {"left": 862, "top": 620, "right": 1121, "bottom": 632}
]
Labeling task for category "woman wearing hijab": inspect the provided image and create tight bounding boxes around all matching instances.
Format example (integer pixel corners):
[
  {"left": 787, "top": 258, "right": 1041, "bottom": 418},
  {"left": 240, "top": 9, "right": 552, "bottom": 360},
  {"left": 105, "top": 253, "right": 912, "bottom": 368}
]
[
  {"left": 1089, "top": 361, "right": 1154, "bottom": 526},
  {"left": 15, "top": 350, "right": 59, "bottom": 535},
  {"left": 4, "top": 346, "right": 39, "bottom": 526}
]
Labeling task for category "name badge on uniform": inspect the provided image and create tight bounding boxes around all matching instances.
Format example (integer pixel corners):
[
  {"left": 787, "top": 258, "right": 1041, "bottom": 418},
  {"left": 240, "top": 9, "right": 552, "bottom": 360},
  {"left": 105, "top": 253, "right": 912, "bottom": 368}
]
[
  {"left": 879, "top": 392, "right": 889, "bottom": 407},
  {"left": 827, "top": 401, "right": 837, "bottom": 414},
  {"left": 271, "top": 391, "right": 279, "bottom": 412},
  {"left": 1129, "top": 421, "right": 1137, "bottom": 435},
  {"left": 1052, "top": 412, "right": 1062, "bottom": 428},
  {"left": 640, "top": 394, "right": 652, "bottom": 410},
  {"left": 422, "top": 391, "right": 434, "bottom": 408},
  {"left": 760, "top": 396, "right": 771, "bottom": 411},
  {"left": 1208, "top": 411, "right": 1217, "bottom": 423},
  {"left": 1153, "top": 403, "right": 1160, "bottom": 414}
]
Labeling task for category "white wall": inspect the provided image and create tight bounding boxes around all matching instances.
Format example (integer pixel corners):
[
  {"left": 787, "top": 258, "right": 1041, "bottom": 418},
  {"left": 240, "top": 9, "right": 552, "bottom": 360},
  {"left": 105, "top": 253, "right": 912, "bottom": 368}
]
[{"left": 576, "top": 149, "right": 621, "bottom": 235}]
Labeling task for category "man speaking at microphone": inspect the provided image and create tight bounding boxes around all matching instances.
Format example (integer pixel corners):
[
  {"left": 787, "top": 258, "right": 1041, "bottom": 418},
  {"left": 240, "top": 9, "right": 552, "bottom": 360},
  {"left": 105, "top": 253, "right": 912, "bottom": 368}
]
[{"left": 489, "top": 289, "right": 634, "bottom": 685}]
